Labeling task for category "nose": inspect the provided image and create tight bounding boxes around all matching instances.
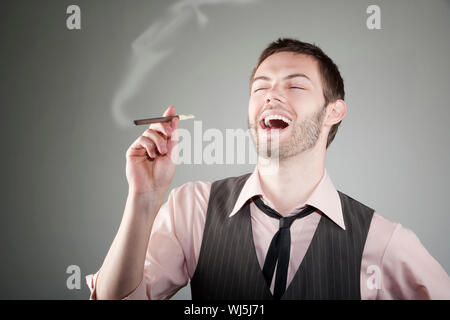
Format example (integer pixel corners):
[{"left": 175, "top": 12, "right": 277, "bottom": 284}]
[{"left": 265, "top": 87, "right": 285, "bottom": 105}]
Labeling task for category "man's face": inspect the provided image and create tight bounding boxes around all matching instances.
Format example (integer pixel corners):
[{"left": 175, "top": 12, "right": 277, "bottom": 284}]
[{"left": 248, "top": 51, "right": 327, "bottom": 160}]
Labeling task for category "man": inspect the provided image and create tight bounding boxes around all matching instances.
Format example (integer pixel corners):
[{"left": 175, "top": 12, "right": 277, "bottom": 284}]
[{"left": 87, "top": 38, "right": 450, "bottom": 300}]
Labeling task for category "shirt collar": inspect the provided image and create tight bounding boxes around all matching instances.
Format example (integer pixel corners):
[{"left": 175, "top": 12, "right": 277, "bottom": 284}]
[{"left": 228, "top": 167, "right": 346, "bottom": 230}]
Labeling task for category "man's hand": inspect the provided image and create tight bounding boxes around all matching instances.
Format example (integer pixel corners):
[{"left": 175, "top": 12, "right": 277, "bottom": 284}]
[{"left": 125, "top": 105, "right": 179, "bottom": 199}]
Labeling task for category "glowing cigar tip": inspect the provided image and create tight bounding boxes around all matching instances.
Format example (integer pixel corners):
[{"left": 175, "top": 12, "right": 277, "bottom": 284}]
[{"left": 178, "top": 114, "right": 195, "bottom": 121}]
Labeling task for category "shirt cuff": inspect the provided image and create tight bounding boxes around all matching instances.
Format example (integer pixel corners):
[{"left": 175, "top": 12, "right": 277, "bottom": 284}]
[{"left": 85, "top": 272, "right": 148, "bottom": 300}]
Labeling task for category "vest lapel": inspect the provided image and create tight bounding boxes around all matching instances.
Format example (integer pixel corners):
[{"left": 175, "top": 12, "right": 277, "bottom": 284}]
[{"left": 236, "top": 201, "right": 273, "bottom": 298}]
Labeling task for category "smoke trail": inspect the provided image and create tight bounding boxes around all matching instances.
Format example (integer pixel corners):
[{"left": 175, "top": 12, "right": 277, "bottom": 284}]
[{"left": 112, "top": 0, "right": 259, "bottom": 128}]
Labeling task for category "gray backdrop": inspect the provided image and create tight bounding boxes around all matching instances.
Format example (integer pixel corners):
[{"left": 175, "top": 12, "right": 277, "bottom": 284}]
[{"left": 1, "top": 0, "right": 449, "bottom": 299}]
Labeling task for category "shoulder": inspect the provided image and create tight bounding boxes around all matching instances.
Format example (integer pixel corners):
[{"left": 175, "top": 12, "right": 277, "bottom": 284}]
[
  {"left": 368, "top": 212, "right": 400, "bottom": 239},
  {"left": 337, "top": 191, "right": 375, "bottom": 214},
  {"left": 369, "top": 213, "right": 425, "bottom": 260},
  {"left": 167, "top": 172, "right": 252, "bottom": 216},
  {"left": 380, "top": 216, "right": 434, "bottom": 269},
  {"left": 365, "top": 212, "right": 450, "bottom": 299},
  {"left": 155, "top": 180, "right": 212, "bottom": 236},
  {"left": 365, "top": 212, "right": 409, "bottom": 262},
  {"left": 361, "top": 212, "right": 400, "bottom": 276},
  {"left": 169, "top": 180, "right": 212, "bottom": 206},
  {"left": 167, "top": 172, "right": 251, "bottom": 212}
]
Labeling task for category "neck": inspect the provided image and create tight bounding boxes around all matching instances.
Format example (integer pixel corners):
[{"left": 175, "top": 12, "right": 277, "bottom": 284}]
[{"left": 257, "top": 145, "right": 326, "bottom": 216}]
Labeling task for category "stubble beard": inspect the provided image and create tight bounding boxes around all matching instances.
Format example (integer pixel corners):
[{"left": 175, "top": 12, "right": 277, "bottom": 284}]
[{"left": 249, "top": 107, "right": 326, "bottom": 161}]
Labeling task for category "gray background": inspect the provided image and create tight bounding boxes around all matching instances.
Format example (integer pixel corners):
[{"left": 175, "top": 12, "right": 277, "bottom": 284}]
[{"left": 1, "top": 0, "right": 449, "bottom": 299}]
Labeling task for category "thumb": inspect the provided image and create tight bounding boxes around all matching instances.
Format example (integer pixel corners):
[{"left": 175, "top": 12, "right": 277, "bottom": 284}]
[
  {"left": 169, "top": 117, "right": 180, "bottom": 146},
  {"left": 163, "top": 105, "right": 176, "bottom": 117},
  {"left": 168, "top": 117, "right": 180, "bottom": 164}
]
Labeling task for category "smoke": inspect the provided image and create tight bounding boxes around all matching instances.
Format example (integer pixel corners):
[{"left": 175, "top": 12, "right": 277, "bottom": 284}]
[{"left": 112, "top": 0, "right": 259, "bottom": 128}]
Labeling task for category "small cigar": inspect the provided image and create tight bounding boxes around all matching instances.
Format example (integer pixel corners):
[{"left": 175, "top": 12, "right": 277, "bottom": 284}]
[{"left": 133, "top": 114, "right": 195, "bottom": 126}]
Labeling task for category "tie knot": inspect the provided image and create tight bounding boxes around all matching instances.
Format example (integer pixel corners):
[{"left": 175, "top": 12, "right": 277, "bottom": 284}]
[{"left": 279, "top": 216, "right": 295, "bottom": 229}]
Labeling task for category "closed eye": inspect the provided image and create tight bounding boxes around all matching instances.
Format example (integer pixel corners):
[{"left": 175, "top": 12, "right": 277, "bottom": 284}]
[
  {"left": 253, "top": 86, "right": 304, "bottom": 93},
  {"left": 254, "top": 88, "right": 267, "bottom": 92}
]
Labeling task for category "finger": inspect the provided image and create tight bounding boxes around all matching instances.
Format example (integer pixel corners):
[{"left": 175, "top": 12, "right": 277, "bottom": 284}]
[
  {"left": 163, "top": 105, "right": 175, "bottom": 117},
  {"left": 144, "top": 140, "right": 157, "bottom": 159},
  {"left": 142, "top": 129, "right": 168, "bottom": 155},
  {"left": 149, "top": 105, "right": 176, "bottom": 137},
  {"left": 161, "top": 105, "right": 176, "bottom": 134},
  {"left": 149, "top": 122, "right": 171, "bottom": 138},
  {"left": 168, "top": 114, "right": 179, "bottom": 134},
  {"left": 128, "top": 136, "right": 157, "bottom": 159},
  {"left": 167, "top": 117, "right": 179, "bottom": 145}
]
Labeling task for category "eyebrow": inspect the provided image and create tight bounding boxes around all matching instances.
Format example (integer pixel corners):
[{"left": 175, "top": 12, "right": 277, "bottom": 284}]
[{"left": 251, "top": 73, "right": 312, "bottom": 86}]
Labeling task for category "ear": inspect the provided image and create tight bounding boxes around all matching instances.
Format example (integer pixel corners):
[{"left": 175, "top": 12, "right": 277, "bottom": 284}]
[{"left": 325, "top": 99, "right": 347, "bottom": 127}]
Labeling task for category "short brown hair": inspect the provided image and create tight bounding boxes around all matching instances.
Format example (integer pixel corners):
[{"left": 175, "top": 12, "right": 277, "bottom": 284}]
[{"left": 249, "top": 38, "right": 345, "bottom": 148}]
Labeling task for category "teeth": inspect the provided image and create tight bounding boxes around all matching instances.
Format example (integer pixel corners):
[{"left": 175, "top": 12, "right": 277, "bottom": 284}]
[{"left": 263, "top": 115, "right": 292, "bottom": 127}]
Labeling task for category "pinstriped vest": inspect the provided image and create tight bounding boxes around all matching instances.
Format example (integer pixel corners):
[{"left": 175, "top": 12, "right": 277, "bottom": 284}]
[{"left": 190, "top": 173, "right": 375, "bottom": 300}]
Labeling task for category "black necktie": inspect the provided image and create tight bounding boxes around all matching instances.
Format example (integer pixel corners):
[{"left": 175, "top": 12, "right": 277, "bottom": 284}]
[{"left": 253, "top": 196, "right": 316, "bottom": 300}]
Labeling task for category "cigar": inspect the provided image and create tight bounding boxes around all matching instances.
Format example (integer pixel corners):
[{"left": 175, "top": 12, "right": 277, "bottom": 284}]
[{"left": 133, "top": 114, "right": 195, "bottom": 126}]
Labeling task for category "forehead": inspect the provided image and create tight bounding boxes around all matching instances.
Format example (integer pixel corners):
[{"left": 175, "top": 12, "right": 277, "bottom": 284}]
[{"left": 253, "top": 51, "right": 321, "bottom": 85}]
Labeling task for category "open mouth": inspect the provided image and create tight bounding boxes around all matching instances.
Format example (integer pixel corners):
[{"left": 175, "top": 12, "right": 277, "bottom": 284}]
[{"left": 259, "top": 114, "right": 292, "bottom": 130}]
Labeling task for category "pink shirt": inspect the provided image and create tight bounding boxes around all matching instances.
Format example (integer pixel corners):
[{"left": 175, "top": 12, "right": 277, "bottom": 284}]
[{"left": 86, "top": 168, "right": 450, "bottom": 299}]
